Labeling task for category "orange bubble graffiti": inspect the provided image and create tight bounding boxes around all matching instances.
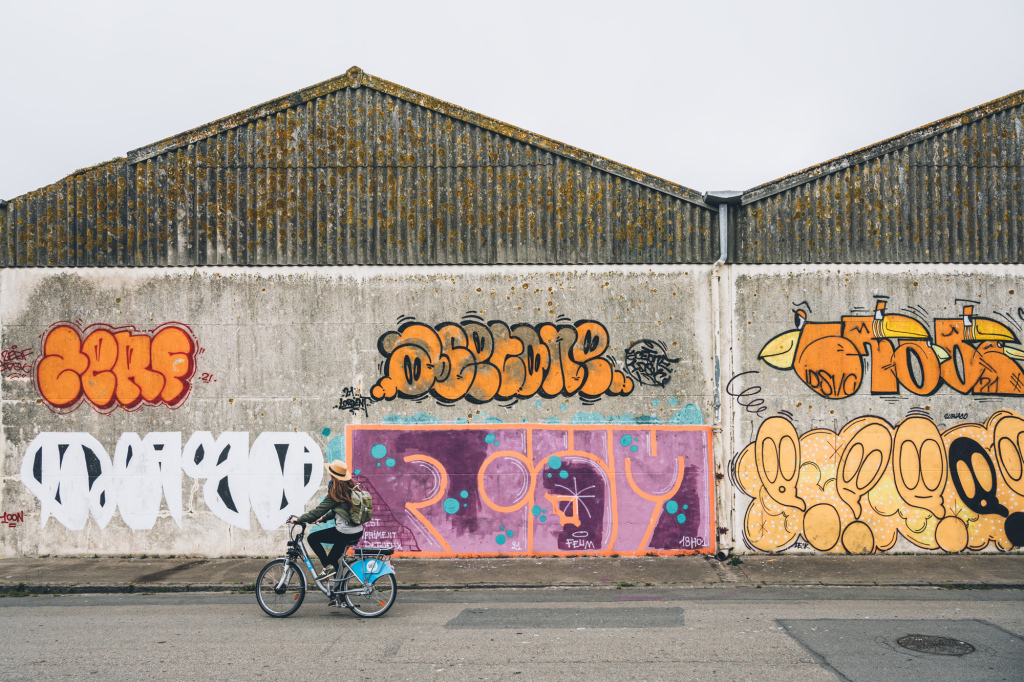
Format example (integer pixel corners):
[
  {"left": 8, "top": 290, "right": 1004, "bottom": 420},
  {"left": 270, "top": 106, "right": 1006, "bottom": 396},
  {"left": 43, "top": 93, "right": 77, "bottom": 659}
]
[
  {"left": 36, "top": 323, "right": 197, "bottom": 413},
  {"left": 759, "top": 302, "right": 1024, "bottom": 399},
  {"left": 371, "top": 319, "right": 633, "bottom": 403}
]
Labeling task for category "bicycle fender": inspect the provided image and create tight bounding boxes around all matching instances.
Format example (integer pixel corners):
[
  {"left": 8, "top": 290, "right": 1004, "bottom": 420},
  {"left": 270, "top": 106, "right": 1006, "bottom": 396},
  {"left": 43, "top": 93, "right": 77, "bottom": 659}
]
[{"left": 349, "top": 558, "right": 394, "bottom": 583}]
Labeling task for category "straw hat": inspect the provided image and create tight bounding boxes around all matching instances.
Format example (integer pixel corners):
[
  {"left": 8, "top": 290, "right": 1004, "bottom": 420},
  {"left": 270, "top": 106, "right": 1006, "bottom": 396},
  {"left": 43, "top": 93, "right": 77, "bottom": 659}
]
[{"left": 324, "top": 460, "right": 353, "bottom": 481}]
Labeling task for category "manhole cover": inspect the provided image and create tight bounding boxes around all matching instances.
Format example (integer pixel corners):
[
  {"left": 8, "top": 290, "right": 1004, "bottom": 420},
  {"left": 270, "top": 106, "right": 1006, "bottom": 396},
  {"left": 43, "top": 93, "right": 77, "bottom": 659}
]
[{"left": 896, "top": 635, "right": 975, "bottom": 656}]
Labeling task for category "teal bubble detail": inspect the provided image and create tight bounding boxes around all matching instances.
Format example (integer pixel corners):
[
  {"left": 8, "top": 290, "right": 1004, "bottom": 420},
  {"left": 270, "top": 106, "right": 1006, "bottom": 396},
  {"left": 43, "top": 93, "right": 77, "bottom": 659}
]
[
  {"left": 547, "top": 473, "right": 552, "bottom": 478},
  {"left": 665, "top": 500, "right": 679, "bottom": 514},
  {"left": 560, "top": 403, "right": 569, "bottom": 412},
  {"left": 325, "top": 435, "right": 345, "bottom": 463},
  {"left": 443, "top": 498, "right": 460, "bottom": 514},
  {"left": 619, "top": 435, "right": 633, "bottom": 446},
  {"left": 630, "top": 445, "right": 638, "bottom": 452},
  {"left": 570, "top": 412, "right": 608, "bottom": 424},
  {"left": 494, "top": 441, "right": 499, "bottom": 447},
  {"left": 381, "top": 412, "right": 441, "bottom": 425},
  {"left": 354, "top": 469, "right": 361, "bottom": 476},
  {"left": 531, "top": 505, "right": 542, "bottom": 516},
  {"left": 484, "top": 434, "right": 496, "bottom": 444},
  {"left": 559, "top": 470, "right": 569, "bottom": 479},
  {"left": 463, "top": 503, "right": 468, "bottom": 508},
  {"left": 482, "top": 416, "right": 504, "bottom": 424},
  {"left": 545, "top": 417, "right": 562, "bottom": 424},
  {"left": 548, "top": 456, "right": 562, "bottom": 469},
  {"left": 321, "top": 428, "right": 331, "bottom": 436},
  {"left": 460, "top": 490, "right": 469, "bottom": 499},
  {"left": 535, "top": 400, "right": 543, "bottom": 408},
  {"left": 539, "top": 515, "right": 546, "bottom": 522},
  {"left": 505, "top": 530, "right": 514, "bottom": 538},
  {"left": 669, "top": 397, "right": 680, "bottom": 406},
  {"left": 677, "top": 514, "right": 687, "bottom": 524},
  {"left": 371, "top": 444, "right": 387, "bottom": 459},
  {"left": 668, "top": 403, "right": 703, "bottom": 425},
  {"left": 496, "top": 534, "right": 506, "bottom": 545},
  {"left": 500, "top": 526, "right": 505, "bottom": 530},
  {"left": 385, "top": 458, "right": 396, "bottom": 467},
  {"left": 652, "top": 400, "right": 660, "bottom": 407},
  {"left": 683, "top": 504, "right": 688, "bottom": 510}
]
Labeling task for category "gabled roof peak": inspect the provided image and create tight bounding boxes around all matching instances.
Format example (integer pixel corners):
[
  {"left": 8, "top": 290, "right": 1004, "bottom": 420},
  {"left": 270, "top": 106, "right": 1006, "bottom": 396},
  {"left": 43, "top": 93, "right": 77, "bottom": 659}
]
[
  {"left": 742, "top": 88, "right": 1024, "bottom": 204},
  {"left": 127, "top": 66, "right": 707, "bottom": 207}
]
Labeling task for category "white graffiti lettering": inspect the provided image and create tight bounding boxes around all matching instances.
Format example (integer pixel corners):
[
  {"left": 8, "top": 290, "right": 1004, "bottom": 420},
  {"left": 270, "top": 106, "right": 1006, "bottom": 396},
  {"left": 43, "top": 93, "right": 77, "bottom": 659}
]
[
  {"left": 114, "top": 432, "right": 182, "bottom": 529},
  {"left": 21, "top": 432, "right": 324, "bottom": 531},
  {"left": 21, "top": 433, "right": 115, "bottom": 530}
]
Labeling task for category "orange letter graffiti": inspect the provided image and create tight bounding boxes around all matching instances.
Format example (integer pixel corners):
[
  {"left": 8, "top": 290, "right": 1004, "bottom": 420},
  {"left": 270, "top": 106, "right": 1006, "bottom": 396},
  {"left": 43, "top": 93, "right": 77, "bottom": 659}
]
[
  {"left": 372, "top": 317, "right": 634, "bottom": 404},
  {"left": 36, "top": 323, "right": 198, "bottom": 413}
]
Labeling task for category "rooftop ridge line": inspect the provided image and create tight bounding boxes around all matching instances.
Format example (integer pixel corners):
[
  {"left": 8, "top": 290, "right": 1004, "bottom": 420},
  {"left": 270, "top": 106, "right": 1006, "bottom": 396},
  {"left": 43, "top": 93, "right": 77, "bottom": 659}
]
[
  {"left": 126, "top": 66, "right": 709, "bottom": 208},
  {"left": 741, "top": 88, "right": 1024, "bottom": 205}
]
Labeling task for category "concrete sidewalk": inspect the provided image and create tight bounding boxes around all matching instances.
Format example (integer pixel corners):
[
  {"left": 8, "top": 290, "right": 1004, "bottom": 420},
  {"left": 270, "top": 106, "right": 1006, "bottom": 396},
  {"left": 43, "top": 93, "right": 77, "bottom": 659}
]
[{"left": 2, "top": 554, "right": 1023, "bottom": 595}]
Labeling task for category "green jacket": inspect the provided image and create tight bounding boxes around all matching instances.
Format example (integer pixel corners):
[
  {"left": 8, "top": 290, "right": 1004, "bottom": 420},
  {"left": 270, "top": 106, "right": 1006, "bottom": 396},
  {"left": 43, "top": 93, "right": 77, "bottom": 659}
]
[{"left": 296, "top": 496, "right": 354, "bottom": 527}]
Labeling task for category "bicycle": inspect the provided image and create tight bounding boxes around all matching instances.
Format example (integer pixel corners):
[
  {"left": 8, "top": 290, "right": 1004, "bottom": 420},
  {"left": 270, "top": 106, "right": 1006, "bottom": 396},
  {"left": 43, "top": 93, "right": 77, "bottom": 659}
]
[{"left": 255, "top": 521, "right": 397, "bottom": 619}]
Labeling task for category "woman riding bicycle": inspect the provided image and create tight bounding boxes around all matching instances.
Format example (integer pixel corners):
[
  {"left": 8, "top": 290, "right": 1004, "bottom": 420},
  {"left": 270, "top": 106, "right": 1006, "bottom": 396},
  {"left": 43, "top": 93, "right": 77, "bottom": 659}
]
[{"left": 288, "top": 460, "right": 364, "bottom": 582}]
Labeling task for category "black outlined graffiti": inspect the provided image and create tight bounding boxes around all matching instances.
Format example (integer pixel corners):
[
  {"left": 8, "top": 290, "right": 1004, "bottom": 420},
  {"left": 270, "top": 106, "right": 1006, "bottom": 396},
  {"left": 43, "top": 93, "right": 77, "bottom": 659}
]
[
  {"left": 334, "top": 387, "right": 374, "bottom": 416},
  {"left": 726, "top": 371, "right": 769, "bottom": 418},
  {"left": 623, "top": 340, "right": 679, "bottom": 387},
  {"left": 370, "top": 316, "right": 633, "bottom": 404}
]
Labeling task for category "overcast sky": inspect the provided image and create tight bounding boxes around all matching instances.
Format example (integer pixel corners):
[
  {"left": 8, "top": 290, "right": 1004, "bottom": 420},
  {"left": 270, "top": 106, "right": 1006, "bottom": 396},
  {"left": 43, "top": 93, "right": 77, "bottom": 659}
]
[{"left": 3, "top": 1, "right": 1022, "bottom": 200}]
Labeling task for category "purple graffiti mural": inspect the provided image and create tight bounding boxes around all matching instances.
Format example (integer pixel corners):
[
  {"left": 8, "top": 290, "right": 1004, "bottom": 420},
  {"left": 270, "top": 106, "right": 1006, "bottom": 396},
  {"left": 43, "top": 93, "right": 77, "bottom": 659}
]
[{"left": 346, "top": 424, "right": 714, "bottom": 556}]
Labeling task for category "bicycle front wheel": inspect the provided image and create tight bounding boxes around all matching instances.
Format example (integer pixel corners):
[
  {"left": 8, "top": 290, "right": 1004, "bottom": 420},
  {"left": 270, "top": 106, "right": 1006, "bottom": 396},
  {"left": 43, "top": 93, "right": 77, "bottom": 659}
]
[
  {"left": 342, "top": 572, "right": 397, "bottom": 617},
  {"left": 256, "top": 559, "right": 306, "bottom": 618}
]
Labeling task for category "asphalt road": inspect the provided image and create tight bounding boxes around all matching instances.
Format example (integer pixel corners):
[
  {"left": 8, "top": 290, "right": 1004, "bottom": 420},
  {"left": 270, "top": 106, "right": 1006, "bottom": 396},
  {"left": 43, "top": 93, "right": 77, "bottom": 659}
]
[{"left": 2, "top": 587, "right": 1022, "bottom": 681}]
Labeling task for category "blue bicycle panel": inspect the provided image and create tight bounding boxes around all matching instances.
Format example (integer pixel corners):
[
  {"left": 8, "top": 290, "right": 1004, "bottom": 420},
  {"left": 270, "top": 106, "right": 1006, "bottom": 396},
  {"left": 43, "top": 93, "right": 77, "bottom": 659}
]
[{"left": 349, "top": 558, "right": 395, "bottom": 583}]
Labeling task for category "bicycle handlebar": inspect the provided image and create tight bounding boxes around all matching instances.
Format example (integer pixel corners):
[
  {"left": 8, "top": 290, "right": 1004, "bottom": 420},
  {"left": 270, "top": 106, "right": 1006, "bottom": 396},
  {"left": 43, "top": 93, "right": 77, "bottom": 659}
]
[{"left": 288, "top": 521, "right": 307, "bottom": 541}]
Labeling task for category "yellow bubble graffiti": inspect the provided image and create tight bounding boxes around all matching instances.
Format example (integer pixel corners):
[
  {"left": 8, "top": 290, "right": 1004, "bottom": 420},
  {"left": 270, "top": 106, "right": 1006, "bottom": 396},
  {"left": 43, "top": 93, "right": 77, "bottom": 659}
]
[{"left": 732, "top": 411, "right": 1024, "bottom": 553}]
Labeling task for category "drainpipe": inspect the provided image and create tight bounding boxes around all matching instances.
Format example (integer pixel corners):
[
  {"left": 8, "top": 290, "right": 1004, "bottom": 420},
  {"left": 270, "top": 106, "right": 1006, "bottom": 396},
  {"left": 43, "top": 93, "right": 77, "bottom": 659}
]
[{"left": 702, "top": 190, "right": 742, "bottom": 560}]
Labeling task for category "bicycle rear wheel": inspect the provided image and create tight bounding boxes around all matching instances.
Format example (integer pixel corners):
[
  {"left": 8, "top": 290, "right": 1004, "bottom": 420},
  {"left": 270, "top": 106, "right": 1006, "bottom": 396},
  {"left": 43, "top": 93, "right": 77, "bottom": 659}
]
[
  {"left": 342, "top": 573, "right": 396, "bottom": 617},
  {"left": 256, "top": 559, "right": 306, "bottom": 618}
]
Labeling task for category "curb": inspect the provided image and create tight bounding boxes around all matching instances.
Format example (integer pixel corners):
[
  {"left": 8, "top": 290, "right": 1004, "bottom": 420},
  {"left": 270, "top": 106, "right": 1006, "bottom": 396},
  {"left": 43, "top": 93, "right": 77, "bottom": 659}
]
[
  {"left": 0, "top": 583, "right": 252, "bottom": 596},
  {"left": 3, "top": 581, "right": 1023, "bottom": 597}
]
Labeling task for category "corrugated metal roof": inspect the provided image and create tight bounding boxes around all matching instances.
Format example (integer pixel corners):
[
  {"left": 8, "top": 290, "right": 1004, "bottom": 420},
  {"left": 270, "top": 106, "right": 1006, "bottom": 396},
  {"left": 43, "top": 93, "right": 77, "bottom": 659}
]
[
  {"left": 5, "top": 70, "right": 1020, "bottom": 267},
  {"left": 2, "top": 67, "right": 717, "bottom": 267},
  {"left": 734, "top": 90, "right": 1024, "bottom": 263}
]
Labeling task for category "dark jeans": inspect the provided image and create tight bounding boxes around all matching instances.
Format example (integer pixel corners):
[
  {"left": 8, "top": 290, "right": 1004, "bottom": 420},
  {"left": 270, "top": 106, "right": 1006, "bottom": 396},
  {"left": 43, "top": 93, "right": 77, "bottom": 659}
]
[{"left": 308, "top": 527, "right": 363, "bottom": 569}]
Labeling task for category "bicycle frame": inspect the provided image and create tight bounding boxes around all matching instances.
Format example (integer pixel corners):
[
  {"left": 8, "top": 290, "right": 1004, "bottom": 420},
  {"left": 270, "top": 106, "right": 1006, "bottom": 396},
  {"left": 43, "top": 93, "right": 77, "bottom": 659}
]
[{"left": 282, "top": 523, "right": 394, "bottom": 598}]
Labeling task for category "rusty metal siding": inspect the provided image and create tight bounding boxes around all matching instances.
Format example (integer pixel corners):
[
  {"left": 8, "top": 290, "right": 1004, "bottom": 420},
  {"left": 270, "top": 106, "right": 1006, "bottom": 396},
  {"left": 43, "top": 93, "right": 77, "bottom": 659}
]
[
  {"left": 3, "top": 78, "right": 715, "bottom": 267},
  {"left": 907, "top": 107, "right": 1024, "bottom": 263},
  {"left": 735, "top": 96, "right": 1024, "bottom": 264},
  {"left": 2, "top": 160, "right": 129, "bottom": 267}
]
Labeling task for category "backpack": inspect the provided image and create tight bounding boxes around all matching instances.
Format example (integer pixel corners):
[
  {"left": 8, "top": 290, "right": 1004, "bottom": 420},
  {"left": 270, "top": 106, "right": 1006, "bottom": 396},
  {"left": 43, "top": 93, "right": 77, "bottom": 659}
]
[{"left": 349, "top": 485, "right": 373, "bottom": 525}]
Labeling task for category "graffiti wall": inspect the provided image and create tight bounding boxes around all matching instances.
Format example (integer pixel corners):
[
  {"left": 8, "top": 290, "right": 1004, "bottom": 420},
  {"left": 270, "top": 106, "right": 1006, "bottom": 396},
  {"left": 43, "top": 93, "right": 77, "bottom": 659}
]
[
  {"left": 729, "top": 267, "right": 1024, "bottom": 554},
  {"left": 347, "top": 424, "right": 714, "bottom": 556},
  {"left": 8, "top": 263, "right": 1020, "bottom": 557},
  {"left": 0, "top": 267, "right": 713, "bottom": 557}
]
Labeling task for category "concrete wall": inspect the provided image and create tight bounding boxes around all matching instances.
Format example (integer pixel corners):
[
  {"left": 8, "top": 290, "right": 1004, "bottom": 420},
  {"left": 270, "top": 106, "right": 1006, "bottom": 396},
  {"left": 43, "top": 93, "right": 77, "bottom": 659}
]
[
  {"left": 724, "top": 265, "right": 1024, "bottom": 555},
  {"left": 4, "top": 263, "right": 1023, "bottom": 557},
  {"left": 0, "top": 266, "right": 716, "bottom": 557}
]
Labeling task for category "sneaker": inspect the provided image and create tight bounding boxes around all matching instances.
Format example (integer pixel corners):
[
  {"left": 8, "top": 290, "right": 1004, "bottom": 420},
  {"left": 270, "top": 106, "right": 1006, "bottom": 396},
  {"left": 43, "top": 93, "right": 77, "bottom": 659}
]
[{"left": 314, "top": 566, "right": 337, "bottom": 581}]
